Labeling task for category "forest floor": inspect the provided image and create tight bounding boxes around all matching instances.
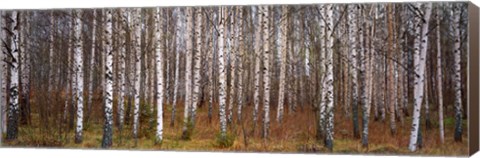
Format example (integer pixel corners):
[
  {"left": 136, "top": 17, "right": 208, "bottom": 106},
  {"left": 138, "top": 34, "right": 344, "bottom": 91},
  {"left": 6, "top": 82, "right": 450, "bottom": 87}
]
[{"left": 3, "top": 98, "right": 469, "bottom": 156}]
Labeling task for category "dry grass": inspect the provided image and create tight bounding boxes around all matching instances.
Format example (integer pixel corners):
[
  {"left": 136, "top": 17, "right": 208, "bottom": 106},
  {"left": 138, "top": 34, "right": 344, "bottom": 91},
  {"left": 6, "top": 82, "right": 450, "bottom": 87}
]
[{"left": 3, "top": 98, "right": 469, "bottom": 156}]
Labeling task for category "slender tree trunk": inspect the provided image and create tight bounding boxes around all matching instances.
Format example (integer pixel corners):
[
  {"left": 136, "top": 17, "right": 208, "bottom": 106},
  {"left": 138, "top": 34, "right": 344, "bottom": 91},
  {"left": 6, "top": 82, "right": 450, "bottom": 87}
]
[
  {"left": 87, "top": 9, "right": 97, "bottom": 124},
  {"left": 0, "top": 11, "right": 6, "bottom": 135},
  {"left": 408, "top": 3, "right": 432, "bottom": 152},
  {"left": 252, "top": 6, "right": 262, "bottom": 132},
  {"left": 6, "top": 11, "right": 19, "bottom": 140},
  {"left": 436, "top": 5, "right": 444, "bottom": 143},
  {"left": 190, "top": 7, "right": 202, "bottom": 129},
  {"left": 118, "top": 8, "right": 128, "bottom": 132},
  {"left": 323, "top": 4, "right": 335, "bottom": 151},
  {"left": 218, "top": 6, "right": 228, "bottom": 139},
  {"left": 101, "top": 9, "right": 114, "bottom": 148},
  {"left": 171, "top": 8, "right": 183, "bottom": 127},
  {"left": 155, "top": 7, "right": 164, "bottom": 143},
  {"left": 348, "top": 4, "right": 360, "bottom": 139},
  {"left": 227, "top": 7, "right": 237, "bottom": 125},
  {"left": 181, "top": 7, "right": 193, "bottom": 139},
  {"left": 276, "top": 6, "right": 288, "bottom": 123},
  {"left": 73, "top": 9, "right": 85, "bottom": 144},
  {"left": 236, "top": 6, "right": 245, "bottom": 123},
  {"left": 261, "top": 5, "right": 270, "bottom": 140},
  {"left": 452, "top": 3, "right": 463, "bottom": 142},
  {"left": 132, "top": 8, "right": 142, "bottom": 144},
  {"left": 387, "top": 4, "right": 396, "bottom": 135}
]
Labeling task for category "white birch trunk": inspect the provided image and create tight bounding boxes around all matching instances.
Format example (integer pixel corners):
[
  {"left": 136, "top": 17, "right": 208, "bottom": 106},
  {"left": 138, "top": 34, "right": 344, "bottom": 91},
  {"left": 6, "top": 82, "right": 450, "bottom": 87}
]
[
  {"left": 324, "top": 4, "right": 335, "bottom": 150},
  {"left": 181, "top": 7, "right": 193, "bottom": 138},
  {"left": 6, "top": 11, "right": 19, "bottom": 140},
  {"left": 0, "top": 11, "right": 5, "bottom": 135},
  {"left": 101, "top": 9, "right": 114, "bottom": 148},
  {"left": 133, "top": 8, "right": 142, "bottom": 142},
  {"left": 452, "top": 3, "right": 463, "bottom": 142},
  {"left": 218, "top": 6, "right": 228, "bottom": 138},
  {"left": 408, "top": 3, "right": 432, "bottom": 151},
  {"left": 171, "top": 8, "right": 183, "bottom": 127},
  {"left": 73, "top": 9, "right": 84, "bottom": 144},
  {"left": 227, "top": 8, "right": 237, "bottom": 124},
  {"left": 155, "top": 7, "right": 164, "bottom": 143},
  {"left": 118, "top": 8, "right": 128, "bottom": 130},
  {"left": 276, "top": 6, "right": 288, "bottom": 123},
  {"left": 236, "top": 6, "right": 245, "bottom": 123},
  {"left": 261, "top": 5, "right": 270, "bottom": 139},
  {"left": 348, "top": 4, "right": 360, "bottom": 138},
  {"left": 252, "top": 6, "right": 262, "bottom": 131},
  {"left": 191, "top": 7, "right": 202, "bottom": 127}
]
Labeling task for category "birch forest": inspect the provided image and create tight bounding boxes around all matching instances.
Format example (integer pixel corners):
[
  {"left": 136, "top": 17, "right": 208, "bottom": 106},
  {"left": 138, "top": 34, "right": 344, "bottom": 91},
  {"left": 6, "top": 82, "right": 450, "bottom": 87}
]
[{"left": 0, "top": 2, "right": 469, "bottom": 155}]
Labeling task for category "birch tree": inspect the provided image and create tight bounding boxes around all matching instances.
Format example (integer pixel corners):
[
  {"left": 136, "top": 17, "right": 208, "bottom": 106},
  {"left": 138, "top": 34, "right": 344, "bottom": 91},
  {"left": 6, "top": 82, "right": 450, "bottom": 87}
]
[
  {"left": 387, "top": 3, "right": 396, "bottom": 135},
  {"left": 348, "top": 4, "right": 360, "bottom": 139},
  {"left": 73, "top": 9, "right": 84, "bottom": 144},
  {"left": 6, "top": 11, "right": 19, "bottom": 140},
  {"left": 252, "top": 6, "right": 262, "bottom": 132},
  {"left": 87, "top": 9, "right": 96, "bottom": 123},
  {"left": 155, "top": 7, "right": 164, "bottom": 144},
  {"left": 261, "top": 5, "right": 270, "bottom": 139},
  {"left": 408, "top": 2, "right": 432, "bottom": 152},
  {"left": 436, "top": 5, "right": 444, "bottom": 143},
  {"left": 0, "top": 11, "right": 5, "bottom": 135},
  {"left": 227, "top": 7, "right": 237, "bottom": 124},
  {"left": 101, "top": 9, "right": 114, "bottom": 148},
  {"left": 171, "top": 8, "right": 183, "bottom": 127},
  {"left": 276, "top": 6, "right": 288, "bottom": 123},
  {"left": 181, "top": 7, "right": 193, "bottom": 139},
  {"left": 118, "top": 8, "right": 128, "bottom": 131},
  {"left": 218, "top": 6, "right": 228, "bottom": 139},
  {"left": 452, "top": 3, "right": 463, "bottom": 142},
  {"left": 323, "top": 4, "right": 335, "bottom": 151},
  {"left": 133, "top": 8, "right": 142, "bottom": 143},
  {"left": 236, "top": 6, "right": 245, "bottom": 123},
  {"left": 190, "top": 7, "right": 202, "bottom": 128}
]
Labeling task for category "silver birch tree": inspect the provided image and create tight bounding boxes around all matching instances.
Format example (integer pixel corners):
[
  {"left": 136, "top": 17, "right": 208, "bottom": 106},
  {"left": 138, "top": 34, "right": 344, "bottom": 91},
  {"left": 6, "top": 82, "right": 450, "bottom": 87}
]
[
  {"left": 101, "top": 9, "right": 114, "bottom": 148},
  {"left": 155, "top": 7, "right": 164, "bottom": 143},
  {"left": 181, "top": 7, "right": 193, "bottom": 139},
  {"left": 6, "top": 11, "right": 19, "bottom": 140},
  {"left": 408, "top": 2, "right": 432, "bottom": 152},
  {"left": 276, "top": 6, "right": 288, "bottom": 123},
  {"left": 73, "top": 9, "right": 84, "bottom": 144}
]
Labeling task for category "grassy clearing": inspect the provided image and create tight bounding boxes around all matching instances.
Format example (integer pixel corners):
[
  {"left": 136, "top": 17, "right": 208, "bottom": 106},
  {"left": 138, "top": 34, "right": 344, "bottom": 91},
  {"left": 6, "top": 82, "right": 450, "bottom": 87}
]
[{"left": 3, "top": 99, "right": 468, "bottom": 156}]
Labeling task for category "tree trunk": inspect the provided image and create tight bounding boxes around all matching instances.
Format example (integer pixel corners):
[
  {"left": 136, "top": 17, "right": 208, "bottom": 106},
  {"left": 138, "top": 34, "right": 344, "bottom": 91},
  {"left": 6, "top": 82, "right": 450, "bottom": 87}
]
[
  {"left": 348, "top": 4, "right": 360, "bottom": 139},
  {"left": 452, "top": 3, "right": 463, "bottom": 142},
  {"left": 436, "top": 5, "right": 444, "bottom": 143},
  {"left": 408, "top": 3, "right": 432, "bottom": 152},
  {"left": 155, "top": 7, "right": 164, "bottom": 143},
  {"left": 181, "top": 7, "right": 193, "bottom": 139},
  {"left": 276, "top": 6, "right": 288, "bottom": 123},
  {"left": 6, "top": 11, "right": 19, "bottom": 140},
  {"left": 171, "top": 8, "right": 183, "bottom": 127},
  {"left": 323, "top": 4, "right": 335, "bottom": 151},
  {"left": 261, "top": 5, "right": 270, "bottom": 140},
  {"left": 132, "top": 8, "right": 142, "bottom": 144},
  {"left": 73, "top": 9, "right": 85, "bottom": 144},
  {"left": 101, "top": 9, "right": 114, "bottom": 148},
  {"left": 190, "top": 7, "right": 202, "bottom": 129},
  {"left": 218, "top": 6, "right": 228, "bottom": 139},
  {"left": 87, "top": 9, "right": 96, "bottom": 124},
  {"left": 236, "top": 6, "right": 245, "bottom": 123},
  {"left": 252, "top": 6, "right": 262, "bottom": 132}
]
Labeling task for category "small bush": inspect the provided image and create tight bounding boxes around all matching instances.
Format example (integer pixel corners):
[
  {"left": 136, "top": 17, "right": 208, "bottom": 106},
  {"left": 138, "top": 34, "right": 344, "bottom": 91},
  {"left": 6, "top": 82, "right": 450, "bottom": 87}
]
[{"left": 214, "top": 132, "right": 235, "bottom": 148}]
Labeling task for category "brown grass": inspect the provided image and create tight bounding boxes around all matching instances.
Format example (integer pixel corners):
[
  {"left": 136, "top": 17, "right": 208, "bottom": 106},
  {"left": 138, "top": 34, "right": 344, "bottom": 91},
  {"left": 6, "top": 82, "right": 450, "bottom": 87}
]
[{"left": 3, "top": 96, "right": 469, "bottom": 156}]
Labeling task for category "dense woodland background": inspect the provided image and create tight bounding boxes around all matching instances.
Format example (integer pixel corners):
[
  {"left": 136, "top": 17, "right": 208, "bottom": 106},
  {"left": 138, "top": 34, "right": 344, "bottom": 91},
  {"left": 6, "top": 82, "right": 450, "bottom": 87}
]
[{"left": 0, "top": 2, "right": 469, "bottom": 155}]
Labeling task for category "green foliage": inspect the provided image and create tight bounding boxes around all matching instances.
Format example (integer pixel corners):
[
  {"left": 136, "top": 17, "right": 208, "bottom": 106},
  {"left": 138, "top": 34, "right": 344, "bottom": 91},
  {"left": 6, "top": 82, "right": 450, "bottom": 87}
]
[
  {"left": 181, "top": 120, "right": 194, "bottom": 140},
  {"left": 444, "top": 117, "right": 455, "bottom": 127},
  {"left": 214, "top": 132, "right": 235, "bottom": 148}
]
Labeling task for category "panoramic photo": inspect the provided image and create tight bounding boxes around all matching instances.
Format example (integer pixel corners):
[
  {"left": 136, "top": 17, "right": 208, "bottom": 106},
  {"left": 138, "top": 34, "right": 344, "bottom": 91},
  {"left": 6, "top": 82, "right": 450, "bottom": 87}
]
[{"left": 0, "top": 2, "right": 470, "bottom": 156}]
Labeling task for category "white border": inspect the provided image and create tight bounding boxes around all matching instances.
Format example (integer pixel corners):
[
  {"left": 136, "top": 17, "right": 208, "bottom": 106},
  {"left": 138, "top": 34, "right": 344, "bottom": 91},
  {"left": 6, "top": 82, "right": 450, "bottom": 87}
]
[{"left": 0, "top": 0, "right": 478, "bottom": 158}]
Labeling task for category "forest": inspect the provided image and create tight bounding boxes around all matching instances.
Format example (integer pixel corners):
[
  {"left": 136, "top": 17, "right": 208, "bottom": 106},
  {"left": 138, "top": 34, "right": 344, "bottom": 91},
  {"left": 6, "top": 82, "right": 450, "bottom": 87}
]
[{"left": 0, "top": 2, "right": 470, "bottom": 156}]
